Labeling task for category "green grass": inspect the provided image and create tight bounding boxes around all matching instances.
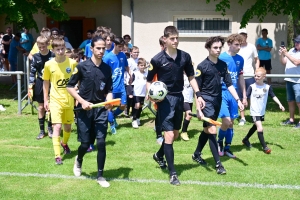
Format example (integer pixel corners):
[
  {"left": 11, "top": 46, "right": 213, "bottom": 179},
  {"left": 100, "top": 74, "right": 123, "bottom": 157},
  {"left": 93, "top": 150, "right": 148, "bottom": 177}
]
[{"left": 0, "top": 83, "right": 300, "bottom": 200}]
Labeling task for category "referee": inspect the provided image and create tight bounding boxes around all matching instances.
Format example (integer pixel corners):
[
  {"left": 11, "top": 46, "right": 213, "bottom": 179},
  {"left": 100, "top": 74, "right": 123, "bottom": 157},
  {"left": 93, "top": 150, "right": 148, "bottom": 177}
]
[{"left": 67, "top": 36, "right": 113, "bottom": 188}]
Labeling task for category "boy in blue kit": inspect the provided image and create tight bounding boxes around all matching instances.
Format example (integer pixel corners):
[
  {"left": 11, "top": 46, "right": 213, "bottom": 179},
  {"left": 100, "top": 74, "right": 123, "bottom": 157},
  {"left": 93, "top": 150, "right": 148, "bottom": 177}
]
[
  {"left": 103, "top": 36, "right": 131, "bottom": 134},
  {"left": 218, "top": 34, "right": 247, "bottom": 158}
]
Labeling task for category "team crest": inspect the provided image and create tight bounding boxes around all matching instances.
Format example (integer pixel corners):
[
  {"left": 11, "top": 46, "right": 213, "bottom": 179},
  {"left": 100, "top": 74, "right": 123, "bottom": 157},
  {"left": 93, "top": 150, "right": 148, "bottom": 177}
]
[
  {"left": 195, "top": 69, "right": 201, "bottom": 77},
  {"left": 66, "top": 67, "right": 71, "bottom": 74},
  {"left": 236, "top": 61, "right": 240, "bottom": 67},
  {"left": 120, "top": 58, "right": 123, "bottom": 63},
  {"left": 148, "top": 64, "right": 153, "bottom": 71},
  {"left": 263, "top": 88, "right": 267, "bottom": 93},
  {"left": 72, "top": 67, "right": 78, "bottom": 75}
]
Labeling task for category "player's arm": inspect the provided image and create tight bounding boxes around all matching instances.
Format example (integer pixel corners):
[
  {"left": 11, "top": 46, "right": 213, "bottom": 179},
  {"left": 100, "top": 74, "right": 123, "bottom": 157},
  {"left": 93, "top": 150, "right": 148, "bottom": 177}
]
[
  {"left": 43, "top": 80, "right": 50, "bottom": 111},
  {"left": 238, "top": 74, "right": 248, "bottom": 107},
  {"left": 268, "top": 86, "right": 285, "bottom": 111},
  {"left": 188, "top": 76, "right": 205, "bottom": 109},
  {"left": 228, "top": 85, "right": 244, "bottom": 111}
]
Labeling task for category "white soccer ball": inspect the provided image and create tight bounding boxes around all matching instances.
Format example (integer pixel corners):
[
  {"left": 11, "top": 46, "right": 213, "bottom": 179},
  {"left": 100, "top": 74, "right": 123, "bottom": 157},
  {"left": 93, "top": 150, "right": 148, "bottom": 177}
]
[{"left": 149, "top": 81, "right": 168, "bottom": 101}]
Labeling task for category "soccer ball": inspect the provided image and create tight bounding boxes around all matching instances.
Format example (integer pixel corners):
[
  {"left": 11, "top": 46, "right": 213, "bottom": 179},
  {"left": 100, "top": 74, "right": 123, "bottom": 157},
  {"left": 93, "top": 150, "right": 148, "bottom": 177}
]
[{"left": 148, "top": 81, "right": 168, "bottom": 101}]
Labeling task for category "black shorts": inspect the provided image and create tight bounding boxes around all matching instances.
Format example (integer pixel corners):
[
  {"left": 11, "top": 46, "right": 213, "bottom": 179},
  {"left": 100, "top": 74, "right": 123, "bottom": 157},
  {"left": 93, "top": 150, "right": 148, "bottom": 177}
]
[
  {"left": 3, "top": 53, "right": 8, "bottom": 59},
  {"left": 125, "top": 85, "right": 133, "bottom": 96},
  {"left": 252, "top": 116, "right": 265, "bottom": 123},
  {"left": 133, "top": 96, "right": 145, "bottom": 105},
  {"left": 201, "top": 98, "right": 221, "bottom": 127},
  {"left": 76, "top": 107, "right": 108, "bottom": 143},
  {"left": 183, "top": 102, "right": 193, "bottom": 112},
  {"left": 157, "top": 93, "right": 184, "bottom": 131},
  {"left": 32, "top": 78, "right": 44, "bottom": 103},
  {"left": 260, "top": 59, "right": 272, "bottom": 70}
]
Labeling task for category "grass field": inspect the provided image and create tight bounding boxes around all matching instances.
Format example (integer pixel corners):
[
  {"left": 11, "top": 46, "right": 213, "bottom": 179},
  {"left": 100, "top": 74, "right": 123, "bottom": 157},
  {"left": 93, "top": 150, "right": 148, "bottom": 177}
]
[{"left": 0, "top": 83, "right": 300, "bottom": 200}]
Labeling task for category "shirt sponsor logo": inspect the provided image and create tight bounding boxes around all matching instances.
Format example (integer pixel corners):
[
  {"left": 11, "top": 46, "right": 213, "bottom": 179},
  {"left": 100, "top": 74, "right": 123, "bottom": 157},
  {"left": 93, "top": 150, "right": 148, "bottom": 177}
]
[{"left": 57, "top": 78, "right": 69, "bottom": 88}]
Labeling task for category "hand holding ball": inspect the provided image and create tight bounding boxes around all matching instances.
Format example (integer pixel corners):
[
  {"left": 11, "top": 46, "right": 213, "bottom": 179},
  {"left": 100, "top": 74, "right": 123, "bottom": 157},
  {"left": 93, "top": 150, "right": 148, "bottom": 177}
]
[{"left": 148, "top": 81, "right": 168, "bottom": 102}]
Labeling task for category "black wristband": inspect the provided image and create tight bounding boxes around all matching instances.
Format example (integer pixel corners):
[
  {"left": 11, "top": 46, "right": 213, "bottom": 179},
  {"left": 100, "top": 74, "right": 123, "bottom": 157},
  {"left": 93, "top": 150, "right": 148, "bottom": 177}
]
[
  {"left": 236, "top": 98, "right": 240, "bottom": 102},
  {"left": 195, "top": 91, "right": 201, "bottom": 98}
]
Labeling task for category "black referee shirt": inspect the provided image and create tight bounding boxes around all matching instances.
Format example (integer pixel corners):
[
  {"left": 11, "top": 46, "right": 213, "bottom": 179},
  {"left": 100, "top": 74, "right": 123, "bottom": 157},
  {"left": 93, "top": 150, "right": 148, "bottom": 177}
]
[
  {"left": 195, "top": 57, "right": 232, "bottom": 100},
  {"left": 147, "top": 49, "right": 194, "bottom": 94},
  {"left": 67, "top": 59, "right": 112, "bottom": 103}
]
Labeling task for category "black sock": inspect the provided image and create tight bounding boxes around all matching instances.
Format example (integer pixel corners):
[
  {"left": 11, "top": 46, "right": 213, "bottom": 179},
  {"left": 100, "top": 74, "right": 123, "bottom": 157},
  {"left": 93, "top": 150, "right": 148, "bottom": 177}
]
[
  {"left": 127, "top": 97, "right": 133, "bottom": 115},
  {"left": 164, "top": 143, "right": 175, "bottom": 175},
  {"left": 156, "top": 139, "right": 165, "bottom": 158},
  {"left": 132, "top": 107, "right": 137, "bottom": 120},
  {"left": 194, "top": 131, "right": 209, "bottom": 156},
  {"left": 257, "top": 131, "right": 267, "bottom": 148},
  {"left": 136, "top": 107, "right": 142, "bottom": 119},
  {"left": 181, "top": 119, "right": 190, "bottom": 133},
  {"left": 245, "top": 124, "right": 257, "bottom": 139},
  {"left": 208, "top": 134, "right": 220, "bottom": 164},
  {"left": 77, "top": 142, "right": 89, "bottom": 162},
  {"left": 155, "top": 116, "right": 162, "bottom": 138},
  {"left": 38, "top": 117, "right": 45, "bottom": 133},
  {"left": 97, "top": 138, "right": 106, "bottom": 178}
]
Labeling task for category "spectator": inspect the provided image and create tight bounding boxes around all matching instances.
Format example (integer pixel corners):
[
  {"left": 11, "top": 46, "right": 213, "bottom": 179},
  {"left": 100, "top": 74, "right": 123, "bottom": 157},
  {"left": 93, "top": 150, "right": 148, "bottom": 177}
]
[
  {"left": 279, "top": 35, "right": 300, "bottom": 128},
  {"left": 79, "top": 30, "right": 94, "bottom": 50},
  {"left": 20, "top": 28, "right": 34, "bottom": 53},
  {"left": 256, "top": 28, "right": 273, "bottom": 84},
  {"left": 123, "top": 34, "right": 133, "bottom": 52},
  {"left": 60, "top": 30, "right": 69, "bottom": 43},
  {"left": 2, "top": 27, "right": 13, "bottom": 71}
]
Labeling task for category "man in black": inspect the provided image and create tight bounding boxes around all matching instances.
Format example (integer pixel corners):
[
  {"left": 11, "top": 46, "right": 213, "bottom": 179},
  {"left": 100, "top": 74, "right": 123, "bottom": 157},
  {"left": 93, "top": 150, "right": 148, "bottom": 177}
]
[
  {"left": 192, "top": 36, "right": 244, "bottom": 174},
  {"left": 67, "top": 36, "right": 113, "bottom": 188},
  {"left": 1, "top": 27, "right": 13, "bottom": 71},
  {"left": 146, "top": 26, "right": 204, "bottom": 185}
]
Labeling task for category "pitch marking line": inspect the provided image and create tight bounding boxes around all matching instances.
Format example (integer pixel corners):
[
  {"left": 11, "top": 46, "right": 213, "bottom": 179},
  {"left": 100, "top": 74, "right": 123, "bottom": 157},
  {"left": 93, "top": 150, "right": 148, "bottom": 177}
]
[{"left": 0, "top": 172, "right": 299, "bottom": 190}]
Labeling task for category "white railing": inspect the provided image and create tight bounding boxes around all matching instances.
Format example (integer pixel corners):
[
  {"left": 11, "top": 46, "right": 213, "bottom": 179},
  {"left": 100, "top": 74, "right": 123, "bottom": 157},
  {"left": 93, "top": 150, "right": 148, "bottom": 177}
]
[{"left": 243, "top": 74, "right": 300, "bottom": 78}]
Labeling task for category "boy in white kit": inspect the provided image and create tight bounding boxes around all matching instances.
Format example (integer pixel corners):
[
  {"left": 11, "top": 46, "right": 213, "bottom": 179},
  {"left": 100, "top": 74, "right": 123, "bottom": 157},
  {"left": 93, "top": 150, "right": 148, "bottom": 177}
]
[{"left": 132, "top": 58, "right": 148, "bottom": 128}]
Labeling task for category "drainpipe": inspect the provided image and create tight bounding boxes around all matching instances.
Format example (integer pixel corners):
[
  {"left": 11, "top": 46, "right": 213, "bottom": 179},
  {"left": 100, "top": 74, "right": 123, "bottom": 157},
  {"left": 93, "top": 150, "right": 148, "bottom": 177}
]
[{"left": 130, "top": 0, "right": 134, "bottom": 45}]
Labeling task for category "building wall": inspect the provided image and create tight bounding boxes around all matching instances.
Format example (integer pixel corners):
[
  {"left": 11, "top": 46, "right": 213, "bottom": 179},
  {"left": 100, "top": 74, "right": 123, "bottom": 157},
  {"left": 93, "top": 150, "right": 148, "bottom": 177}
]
[{"left": 122, "top": 0, "right": 288, "bottom": 82}]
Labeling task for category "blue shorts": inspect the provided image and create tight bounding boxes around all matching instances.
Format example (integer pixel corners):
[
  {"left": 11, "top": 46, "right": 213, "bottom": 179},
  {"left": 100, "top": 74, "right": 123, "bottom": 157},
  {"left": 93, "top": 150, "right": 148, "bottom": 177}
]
[
  {"left": 8, "top": 59, "right": 17, "bottom": 71},
  {"left": 218, "top": 90, "right": 239, "bottom": 119},
  {"left": 286, "top": 81, "right": 300, "bottom": 103},
  {"left": 113, "top": 91, "right": 127, "bottom": 105}
]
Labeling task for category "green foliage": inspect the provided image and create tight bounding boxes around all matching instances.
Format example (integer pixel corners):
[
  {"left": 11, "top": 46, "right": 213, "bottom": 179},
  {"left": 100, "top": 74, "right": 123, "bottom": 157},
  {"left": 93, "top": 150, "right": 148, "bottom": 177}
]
[{"left": 0, "top": 0, "right": 69, "bottom": 32}]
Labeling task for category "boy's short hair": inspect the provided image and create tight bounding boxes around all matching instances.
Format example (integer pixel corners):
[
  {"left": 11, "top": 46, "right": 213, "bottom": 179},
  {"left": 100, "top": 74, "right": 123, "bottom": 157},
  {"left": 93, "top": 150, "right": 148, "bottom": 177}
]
[
  {"left": 255, "top": 67, "right": 267, "bottom": 75},
  {"left": 40, "top": 27, "right": 51, "bottom": 39},
  {"left": 96, "top": 26, "right": 111, "bottom": 34},
  {"left": 51, "top": 36, "right": 65, "bottom": 48},
  {"left": 36, "top": 36, "right": 49, "bottom": 44},
  {"left": 130, "top": 46, "right": 139, "bottom": 52},
  {"left": 15, "top": 32, "right": 21, "bottom": 38},
  {"left": 113, "top": 37, "right": 125, "bottom": 45},
  {"left": 87, "top": 29, "right": 95, "bottom": 34},
  {"left": 159, "top": 36, "right": 165, "bottom": 46},
  {"left": 65, "top": 48, "right": 73, "bottom": 58},
  {"left": 164, "top": 26, "right": 179, "bottom": 38},
  {"left": 123, "top": 34, "right": 131, "bottom": 40},
  {"left": 137, "top": 58, "right": 146, "bottom": 66},
  {"left": 261, "top": 28, "right": 268, "bottom": 34},
  {"left": 102, "top": 32, "right": 115, "bottom": 41},
  {"left": 91, "top": 36, "right": 105, "bottom": 47},
  {"left": 205, "top": 36, "right": 225, "bottom": 49},
  {"left": 226, "top": 34, "right": 244, "bottom": 44}
]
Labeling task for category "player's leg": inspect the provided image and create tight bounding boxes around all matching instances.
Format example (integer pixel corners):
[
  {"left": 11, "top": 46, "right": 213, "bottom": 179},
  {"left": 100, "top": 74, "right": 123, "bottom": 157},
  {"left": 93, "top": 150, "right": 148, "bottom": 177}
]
[
  {"left": 254, "top": 116, "right": 270, "bottom": 153},
  {"left": 180, "top": 102, "right": 192, "bottom": 141},
  {"left": 50, "top": 105, "right": 63, "bottom": 164},
  {"left": 60, "top": 109, "right": 74, "bottom": 154},
  {"left": 125, "top": 85, "right": 133, "bottom": 117},
  {"left": 136, "top": 97, "right": 144, "bottom": 126},
  {"left": 242, "top": 117, "right": 257, "bottom": 148},
  {"left": 132, "top": 96, "right": 139, "bottom": 128},
  {"left": 35, "top": 78, "right": 47, "bottom": 139},
  {"left": 36, "top": 102, "right": 46, "bottom": 139},
  {"left": 218, "top": 93, "right": 231, "bottom": 156}
]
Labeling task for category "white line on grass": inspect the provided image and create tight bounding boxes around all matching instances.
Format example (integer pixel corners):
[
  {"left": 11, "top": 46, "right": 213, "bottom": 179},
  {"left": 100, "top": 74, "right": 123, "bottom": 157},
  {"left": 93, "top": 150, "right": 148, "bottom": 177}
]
[{"left": 0, "top": 172, "right": 299, "bottom": 190}]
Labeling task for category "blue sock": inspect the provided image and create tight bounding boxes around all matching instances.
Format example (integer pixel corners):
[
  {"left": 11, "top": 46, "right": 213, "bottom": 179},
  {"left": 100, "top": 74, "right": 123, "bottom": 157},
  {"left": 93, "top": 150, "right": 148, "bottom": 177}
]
[
  {"left": 218, "top": 128, "right": 227, "bottom": 142},
  {"left": 224, "top": 128, "right": 233, "bottom": 151},
  {"left": 113, "top": 107, "right": 123, "bottom": 117},
  {"left": 108, "top": 111, "right": 114, "bottom": 123}
]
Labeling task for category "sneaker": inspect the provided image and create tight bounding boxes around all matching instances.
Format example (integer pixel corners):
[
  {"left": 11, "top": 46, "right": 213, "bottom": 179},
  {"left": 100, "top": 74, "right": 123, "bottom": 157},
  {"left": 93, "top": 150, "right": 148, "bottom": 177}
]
[
  {"left": 281, "top": 119, "right": 295, "bottom": 126},
  {"left": 87, "top": 144, "right": 95, "bottom": 152},
  {"left": 218, "top": 141, "right": 224, "bottom": 156},
  {"left": 48, "top": 127, "right": 53, "bottom": 139},
  {"left": 36, "top": 131, "right": 45, "bottom": 140},
  {"left": 97, "top": 177, "right": 110, "bottom": 188},
  {"left": 132, "top": 120, "right": 139, "bottom": 128},
  {"left": 169, "top": 174, "right": 180, "bottom": 186},
  {"left": 192, "top": 154, "right": 207, "bottom": 165},
  {"left": 238, "top": 118, "right": 246, "bottom": 126},
  {"left": 73, "top": 156, "right": 82, "bottom": 177},
  {"left": 137, "top": 118, "right": 141, "bottom": 126},
  {"left": 263, "top": 146, "right": 271, "bottom": 154},
  {"left": 110, "top": 124, "right": 117, "bottom": 134},
  {"left": 113, "top": 118, "right": 118, "bottom": 128},
  {"left": 55, "top": 157, "right": 63, "bottom": 165},
  {"left": 294, "top": 123, "right": 300, "bottom": 129},
  {"left": 153, "top": 153, "right": 167, "bottom": 169},
  {"left": 180, "top": 132, "right": 189, "bottom": 141},
  {"left": 215, "top": 164, "right": 226, "bottom": 175},
  {"left": 224, "top": 150, "right": 236, "bottom": 158},
  {"left": 0, "top": 105, "right": 6, "bottom": 111},
  {"left": 61, "top": 142, "right": 71, "bottom": 154},
  {"left": 242, "top": 138, "right": 252, "bottom": 148},
  {"left": 156, "top": 137, "right": 164, "bottom": 145}
]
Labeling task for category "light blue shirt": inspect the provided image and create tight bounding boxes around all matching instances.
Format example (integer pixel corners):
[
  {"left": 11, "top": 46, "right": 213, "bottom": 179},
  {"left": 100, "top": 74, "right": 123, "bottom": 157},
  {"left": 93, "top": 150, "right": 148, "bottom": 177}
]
[
  {"left": 21, "top": 32, "right": 33, "bottom": 52},
  {"left": 256, "top": 38, "right": 273, "bottom": 60}
]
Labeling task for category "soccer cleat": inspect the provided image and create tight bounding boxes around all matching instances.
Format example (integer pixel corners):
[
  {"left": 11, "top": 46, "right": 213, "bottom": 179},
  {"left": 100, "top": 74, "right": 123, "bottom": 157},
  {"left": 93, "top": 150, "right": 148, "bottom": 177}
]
[
  {"left": 238, "top": 118, "right": 246, "bottom": 126},
  {"left": 55, "top": 157, "right": 63, "bottom": 165},
  {"left": 132, "top": 120, "right": 139, "bottom": 128},
  {"left": 180, "top": 132, "right": 190, "bottom": 141},
  {"left": 215, "top": 164, "right": 226, "bottom": 175},
  {"left": 73, "top": 156, "right": 82, "bottom": 177},
  {"left": 281, "top": 119, "right": 295, "bottom": 126},
  {"left": 137, "top": 118, "right": 141, "bottom": 126},
  {"left": 192, "top": 154, "right": 207, "bottom": 165},
  {"left": 218, "top": 141, "right": 224, "bottom": 156},
  {"left": 87, "top": 144, "right": 95, "bottom": 152},
  {"left": 153, "top": 153, "right": 167, "bottom": 169},
  {"left": 97, "top": 177, "right": 110, "bottom": 188},
  {"left": 169, "top": 174, "right": 180, "bottom": 186},
  {"left": 156, "top": 137, "right": 164, "bottom": 145},
  {"left": 48, "top": 127, "right": 53, "bottom": 139},
  {"left": 224, "top": 150, "right": 236, "bottom": 158},
  {"left": 36, "top": 131, "right": 45, "bottom": 140},
  {"left": 110, "top": 124, "right": 117, "bottom": 134},
  {"left": 294, "top": 123, "right": 300, "bottom": 129},
  {"left": 263, "top": 146, "right": 271, "bottom": 154},
  {"left": 61, "top": 142, "right": 71, "bottom": 154},
  {"left": 242, "top": 138, "right": 252, "bottom": 148},
  {"left": 0, "top": 105, "right": 6, "bottom": 111},
  {"left": 113, "top": 118, "right": 118, "bottom": 128}
]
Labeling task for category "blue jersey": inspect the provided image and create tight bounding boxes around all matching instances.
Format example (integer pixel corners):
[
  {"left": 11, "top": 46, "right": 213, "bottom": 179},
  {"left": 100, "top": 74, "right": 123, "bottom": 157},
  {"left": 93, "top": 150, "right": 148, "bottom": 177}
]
[
  {"left": 8, "top": 39, "right": 21, "bottom": 61},
  {"left": 219, "top": 52, "right": 244, "bottom": 90},
  {"left": 103, "top": 51, "right": 128, "bottom": 93},
  {"left": 104, "top": 43, "right": 115, "bottom": 57},
  {"left": 84, "top": 43, "right": 92, "bottom": 59}
]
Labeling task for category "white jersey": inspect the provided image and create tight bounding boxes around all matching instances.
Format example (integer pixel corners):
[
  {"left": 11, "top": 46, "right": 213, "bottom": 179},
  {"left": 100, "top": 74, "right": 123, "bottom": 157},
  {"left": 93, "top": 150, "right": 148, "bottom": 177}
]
[
  {"left": 182, "top": 74, "right": 194, "bottom": 103},
  {"left": 284, "top": 48, "right": 300, "bottom": 83},
  {"left": 132, "top": 70, "right": 148, "bottom": 97},
  {"left": 247, "top": 83, "right": 275, "bottom": 116},
  {"left": 238, "top": 43, "right": 258, "bottom": 79},
  {"left": 124, "top": 57, "right": 138, "bottom": 85}
]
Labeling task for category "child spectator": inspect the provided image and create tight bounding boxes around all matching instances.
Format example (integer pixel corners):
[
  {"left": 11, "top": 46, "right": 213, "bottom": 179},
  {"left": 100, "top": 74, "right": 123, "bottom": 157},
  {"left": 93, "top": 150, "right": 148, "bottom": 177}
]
[{"left": 123, "top": 34, "right": 133, "bottom": 52}]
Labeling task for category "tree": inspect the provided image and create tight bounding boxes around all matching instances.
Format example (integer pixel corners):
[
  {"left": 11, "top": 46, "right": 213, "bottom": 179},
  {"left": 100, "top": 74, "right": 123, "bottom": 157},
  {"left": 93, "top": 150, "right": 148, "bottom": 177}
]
[
  {"left": 206, "top": 0, "right": 300, "bottom": 37},
  {"left": 0, "top": 0, "right": 69, "bottom": 32}
]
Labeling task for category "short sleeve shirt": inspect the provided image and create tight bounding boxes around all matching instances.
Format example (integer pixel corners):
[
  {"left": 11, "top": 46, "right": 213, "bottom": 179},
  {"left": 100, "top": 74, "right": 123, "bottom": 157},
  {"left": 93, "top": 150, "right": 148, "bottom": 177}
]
[{"left": 256, "top": 38, "right": 273, "bottom": 60}]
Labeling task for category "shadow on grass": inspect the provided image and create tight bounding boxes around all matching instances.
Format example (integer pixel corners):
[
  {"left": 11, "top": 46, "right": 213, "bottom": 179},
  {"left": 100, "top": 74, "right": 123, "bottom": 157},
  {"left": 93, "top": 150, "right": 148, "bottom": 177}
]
[
  {"left": 87, "top": 167, "right": 134, "bottom": 179},
  {"left": 176, "top": 163, "right": 214, "bottom": 176}
]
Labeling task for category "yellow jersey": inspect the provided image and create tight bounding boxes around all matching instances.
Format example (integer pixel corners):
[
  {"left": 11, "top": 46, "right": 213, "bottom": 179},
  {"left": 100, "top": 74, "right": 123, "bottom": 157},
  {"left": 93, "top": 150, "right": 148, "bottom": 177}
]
[{"left": 43, "top": 58, "right": 77, "bottom": 109}]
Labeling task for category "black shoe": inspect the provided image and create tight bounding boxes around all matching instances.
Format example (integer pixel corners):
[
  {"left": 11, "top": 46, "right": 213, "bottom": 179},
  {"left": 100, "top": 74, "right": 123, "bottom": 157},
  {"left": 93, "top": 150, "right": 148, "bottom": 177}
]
[
  {"left": 192, "top": 154, "right": 207, "bottom": 165},
  {"left": 36, "top": 131, "right": 45, "bottom": 140},
  {"left": 169, "top": 174, "right": 180, "bottom": 186},
  {"left": 48, "top": 127, "right": 53, "bottom": 139},
  {"left": 281, "top": 119, "right": 295, "bottom": 126},
  {"left": 242, "top": 138, "right": 252, "bottom": 148},
  {"left": 153, "top": 153, "right": 167, "bottom": 169},
  {"left": 216, "top": 164, "right": 226, "bottom": 175}
]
